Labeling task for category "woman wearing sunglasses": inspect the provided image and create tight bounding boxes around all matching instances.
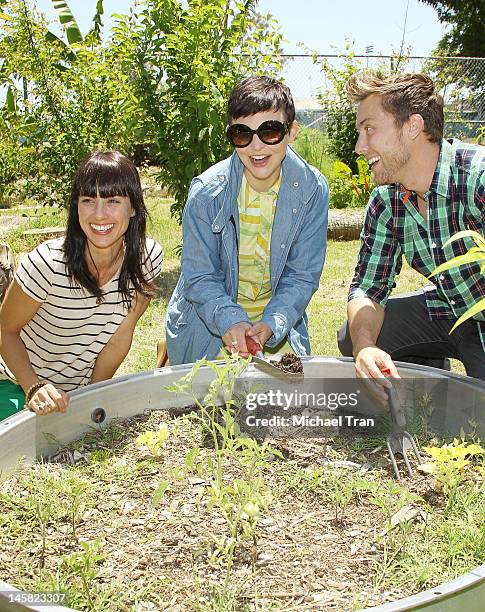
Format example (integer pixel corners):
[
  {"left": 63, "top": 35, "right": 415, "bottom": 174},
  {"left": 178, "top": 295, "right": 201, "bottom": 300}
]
[{"left": 166, "top": 75, "right": 329, "bottom": 364}]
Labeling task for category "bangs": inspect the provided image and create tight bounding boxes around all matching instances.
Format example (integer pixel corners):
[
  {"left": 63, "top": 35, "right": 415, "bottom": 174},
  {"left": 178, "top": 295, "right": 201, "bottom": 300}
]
[
  {"left": 231, "top": 99, "right": 283, "bottom": 121},
  {"left": 76, "top": 157, "right": 137, "bottom": 199}
]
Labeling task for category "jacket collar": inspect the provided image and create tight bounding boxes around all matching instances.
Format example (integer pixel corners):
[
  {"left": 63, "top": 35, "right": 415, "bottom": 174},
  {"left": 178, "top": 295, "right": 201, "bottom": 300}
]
[{"left": 212, "top": 147, "right": 317, "bottom": 233}]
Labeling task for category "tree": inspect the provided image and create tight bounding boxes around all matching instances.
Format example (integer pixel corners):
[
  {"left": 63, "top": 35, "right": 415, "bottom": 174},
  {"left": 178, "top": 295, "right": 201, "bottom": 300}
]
[
  {"left": 418, "top": 1, "right": 485, "bottom": 57},
  {"left": 0, "top": 0, "right": 143, "bottom": 207},
  {"left": 117, "top": 0, "right": 283, "bottom": 220},
  {"left": 419, "top": 1, "right": 484, "bottom": 139}
]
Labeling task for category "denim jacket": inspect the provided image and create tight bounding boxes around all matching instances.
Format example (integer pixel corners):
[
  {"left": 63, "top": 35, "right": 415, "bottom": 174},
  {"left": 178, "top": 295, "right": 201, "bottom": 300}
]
[{"left": 166, "top": 147, "right": 329, "bottom": 365}]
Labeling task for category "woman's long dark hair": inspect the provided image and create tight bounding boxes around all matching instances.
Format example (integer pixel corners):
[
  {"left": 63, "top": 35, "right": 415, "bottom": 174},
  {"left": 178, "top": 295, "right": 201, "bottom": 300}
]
[{"left": 64, "top": 150, "right": 153, "bottom": 307}]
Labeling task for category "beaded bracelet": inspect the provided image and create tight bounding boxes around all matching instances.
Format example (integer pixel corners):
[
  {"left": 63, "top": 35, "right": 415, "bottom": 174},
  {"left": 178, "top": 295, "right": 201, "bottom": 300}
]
[{"left": 25, "top": 381, "right": 46, "bottom": 404}]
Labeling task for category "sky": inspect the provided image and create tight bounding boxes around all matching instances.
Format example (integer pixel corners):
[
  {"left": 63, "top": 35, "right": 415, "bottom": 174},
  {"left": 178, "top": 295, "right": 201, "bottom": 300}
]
[
  {"left": 32, "top": 0, "right": 446, "bottom": 97},
  {"left": 33, "top": 0, "right": 445, "bottom": 56}
]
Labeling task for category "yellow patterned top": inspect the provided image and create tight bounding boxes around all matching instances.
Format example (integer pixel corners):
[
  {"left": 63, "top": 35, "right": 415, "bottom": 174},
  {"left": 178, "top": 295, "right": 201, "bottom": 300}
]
[
  {"left": 237, "top": 172, "right": 280, "bottom": 321},
  {"left": 231, "top": 172, "right": 292, "bottom": 356}
]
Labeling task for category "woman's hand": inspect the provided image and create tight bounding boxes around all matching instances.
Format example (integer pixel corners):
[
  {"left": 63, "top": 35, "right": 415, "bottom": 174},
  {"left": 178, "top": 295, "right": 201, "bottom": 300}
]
[
  {"left": 28, "top": 383, "right": 69, "bottom": 415},
  {"left": 222, "top": 322, "right": 253, "bottom": 356},
  {"left": 246, "top": 322, "right": 273, "bottom": 348}
]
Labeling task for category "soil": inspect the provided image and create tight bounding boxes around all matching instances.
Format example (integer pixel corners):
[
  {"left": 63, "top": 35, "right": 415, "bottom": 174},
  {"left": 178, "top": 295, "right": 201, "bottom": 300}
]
[
  {"left": 0, "top": 408, "right": 482, "bottom": 612},
  {"left": 269, "top": 353, "right": 304, "bottom": 374}
]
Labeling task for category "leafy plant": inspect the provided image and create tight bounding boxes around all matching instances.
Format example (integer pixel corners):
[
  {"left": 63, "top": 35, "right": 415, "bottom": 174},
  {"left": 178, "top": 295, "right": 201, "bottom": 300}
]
[
  {"left": 136, "top": 423, "right": 170, "bottom": 458},
  {"left": 320, "top": 467, "right": 357, "bottom": 522},
  {"left": 167, "top": 355, "right": 277, "bottom": 586},
  {"left": 62, "top": 538, "right": 104, "bottom": 610},
  {"left": 429, "top": 230, "right": 485, "bottom": 330},
  {"left": 333, "top": 158, "right": 374, "bottom": 206},
  {"left": 329, "top": 157, "right": 374, "bottom": 209},
  {"left": 420, "top": 438, "right": 484, "bottom": 510},
  {"left": 60, "top": 469, "right": 88, "bottom": 541},
  {"left": 312, "top": 42, "right": 362, "bottom": 172},
  {"left": 368, "top": 479, "right": 421, "bottom": 522},
  {"left": 0, "top": 0, "right": 140, "bottom": 207}
]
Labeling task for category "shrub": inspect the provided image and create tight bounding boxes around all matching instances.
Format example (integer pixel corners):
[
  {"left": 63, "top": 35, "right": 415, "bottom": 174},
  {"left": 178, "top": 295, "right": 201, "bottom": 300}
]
[
  {"left": 329, "top": 158, "right": 374, "bottom": 209},
  {"left": 0, "top": 0, "right": 138, "bottom": 208},
  {"left": 291, "top": 126, "right": 336, "bottom": 179},
  {"left": 313, "top": 44, "right": 362, "bottom": 173}
]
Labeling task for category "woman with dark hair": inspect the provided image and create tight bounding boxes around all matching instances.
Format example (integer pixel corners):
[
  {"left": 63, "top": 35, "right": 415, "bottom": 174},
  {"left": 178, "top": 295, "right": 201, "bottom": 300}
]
[{"left": 0, "top": 150, "right": 163, "bottom": 420}]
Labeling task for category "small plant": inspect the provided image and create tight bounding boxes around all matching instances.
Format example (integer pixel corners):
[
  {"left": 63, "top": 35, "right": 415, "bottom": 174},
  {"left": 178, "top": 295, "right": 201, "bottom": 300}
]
[
  {"left": 420, "top": 438, "right": 484, "bottom": 511},
  {"left": 136, "top": 423, "right": 170, "bottom": 458},
  {"left": 368, "top": 479, "right": 421, "bottom": 522},
  {"left": 320, "top": 467, "right": 357, "bottom": 522},
  {"left": 62, "top": 538, "right": 104, "bottom": 610},
  {"left": 166, "top": 355, "right": 277, "bottom": 587},
  {"left": 60, "top": 470, "right": 88, "bottom": 541},
  {"left": 22, "top": 466, "right": 64, "bottom": 569}
]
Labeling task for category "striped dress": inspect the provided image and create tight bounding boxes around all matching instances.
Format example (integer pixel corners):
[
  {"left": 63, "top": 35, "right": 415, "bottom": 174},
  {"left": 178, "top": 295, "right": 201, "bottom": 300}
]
[{"left": 0, "top": 237, "right": 163, "bottom": 390}]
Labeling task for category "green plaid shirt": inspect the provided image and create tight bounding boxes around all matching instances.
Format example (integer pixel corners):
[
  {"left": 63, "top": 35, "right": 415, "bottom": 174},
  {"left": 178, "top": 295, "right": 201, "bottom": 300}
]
[{"left": 349, "top": 138, "right": 485, "bottom": 347}]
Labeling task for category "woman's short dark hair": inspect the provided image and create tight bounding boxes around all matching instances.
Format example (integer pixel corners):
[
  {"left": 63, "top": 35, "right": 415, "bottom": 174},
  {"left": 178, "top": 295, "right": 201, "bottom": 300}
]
[
  {"left": 227, "top": 75, "right": 295, "bottom": 124},
  {"left": 65, "top": 150, "right": 153, "bottom": 307}
]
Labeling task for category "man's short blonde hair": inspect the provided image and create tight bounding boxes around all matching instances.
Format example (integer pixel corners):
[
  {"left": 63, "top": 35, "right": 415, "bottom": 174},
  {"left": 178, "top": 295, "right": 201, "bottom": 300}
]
[{"left": 346, "top": 71, "right": 444, "bottom": 142}]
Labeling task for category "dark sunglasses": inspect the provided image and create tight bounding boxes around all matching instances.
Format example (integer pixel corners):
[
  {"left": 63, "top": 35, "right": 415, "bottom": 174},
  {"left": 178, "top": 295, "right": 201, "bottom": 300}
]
[{"left": 226, "top": 120, "right": 291, "bottom": 148}]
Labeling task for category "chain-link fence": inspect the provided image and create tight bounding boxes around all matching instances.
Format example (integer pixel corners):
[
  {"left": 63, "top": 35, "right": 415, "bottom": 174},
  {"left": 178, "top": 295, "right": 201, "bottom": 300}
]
[{"left": 279, "top": 55, "right": 485, "bottom": 140}]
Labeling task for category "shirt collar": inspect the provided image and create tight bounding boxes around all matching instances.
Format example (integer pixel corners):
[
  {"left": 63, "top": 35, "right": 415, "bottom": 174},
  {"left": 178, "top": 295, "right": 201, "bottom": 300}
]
[
  {"left": 429, "top": 138, "right": 453, "bottom": 197},
  {"left": 244, "top": 172, "right": 281, "bottom": 202},
  {"left": 399, "top": 138, "right": 453, "bottom": 201}
]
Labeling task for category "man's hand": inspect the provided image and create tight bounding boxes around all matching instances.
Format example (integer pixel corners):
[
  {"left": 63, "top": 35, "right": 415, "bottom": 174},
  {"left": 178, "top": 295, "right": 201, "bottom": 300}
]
[
  {"left": 355, "top": 346, "right": 400, "bottom": 406},
  {"left": 222, "top": 322, "right": 253, "bottom": 356},
  {"left": 246, "top": 322, "right": 273, "bottom": 348}
]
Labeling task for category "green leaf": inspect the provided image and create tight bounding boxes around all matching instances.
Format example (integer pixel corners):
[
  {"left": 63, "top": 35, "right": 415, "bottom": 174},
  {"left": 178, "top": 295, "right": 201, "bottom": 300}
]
[
  {"left": 443, "top": 230, "right": 485, "bottom": 249},
  {"left": 45, "top": 30, "right": 77, "bottom": 63},
  {"left": 51, "top": 0, "right": 83, "bottom": 45},
  {"left": 0, "top": 11, "right": 11, "bottom": 20},
  {"left": 429, "top": 252, "right": 485, "bottom": 277},
  {"left": 450, "top": 297, "right": 485, "bottom": 332},
  {"left": 151, "top": 480, "right": 169, "bottom": 506},
  {"left": 185, "top": 446, "right": 198, "bottom": 471},
  {"left": 5, "top": 86, "right": 16, "bottom": 113},
  {"left": 333, "top": 160, "right": 353, "bottom": 178}
]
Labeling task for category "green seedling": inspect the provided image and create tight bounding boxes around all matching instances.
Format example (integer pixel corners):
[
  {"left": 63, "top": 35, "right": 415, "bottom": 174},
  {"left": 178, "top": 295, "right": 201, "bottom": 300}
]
[
  {"left": 60, "top": 469, "right": 88, "bottom": 541},
  {"left": 320, "top": 468, "right": 357, "bottom": 523},
  {"left": 420, "top": 438, "right": 484, "bottom": 511},
  {"left": 136, "top": 423, "right": 170, "bottom": 458},
  {"left": 167, "top": 356, "right": 276, "bottom": 588},
  {"left": 62, "top": 538, "right": 104, "bottom": 610},
  {"left": 368, "top": 478, "right": 421, "bottom": 522}
]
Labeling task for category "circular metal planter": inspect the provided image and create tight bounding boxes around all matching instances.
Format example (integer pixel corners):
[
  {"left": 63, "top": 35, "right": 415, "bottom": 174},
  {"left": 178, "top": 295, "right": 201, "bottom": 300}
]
[{"left": 0, "top": 357, "right": 483, "bottom": 612}]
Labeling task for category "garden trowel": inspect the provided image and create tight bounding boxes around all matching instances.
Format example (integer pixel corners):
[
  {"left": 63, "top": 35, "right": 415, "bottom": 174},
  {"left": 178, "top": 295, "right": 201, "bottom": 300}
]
[{"left": 245, "top": 336, "right": 304, "bottom": 380}]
